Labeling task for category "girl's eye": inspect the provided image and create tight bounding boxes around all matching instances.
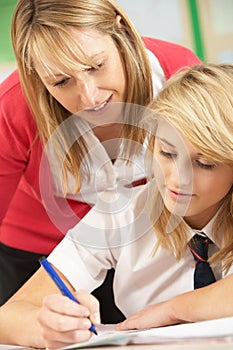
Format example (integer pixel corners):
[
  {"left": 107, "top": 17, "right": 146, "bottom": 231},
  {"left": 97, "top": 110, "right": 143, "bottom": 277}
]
[
  {"left": 196, "top": 160, "right": 216, "bottom": 170},
  {"left": 159, "top": 149, "right": 177, "bottom": 159},
  {"left": 54, "top": 78, "right": 70, "bottom": 87}
]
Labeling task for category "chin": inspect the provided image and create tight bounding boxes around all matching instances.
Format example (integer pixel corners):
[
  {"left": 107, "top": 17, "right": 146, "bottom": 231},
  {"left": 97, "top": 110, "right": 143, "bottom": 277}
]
[{"left": 165, "top": 201, "right": 191, "bottom": 217}]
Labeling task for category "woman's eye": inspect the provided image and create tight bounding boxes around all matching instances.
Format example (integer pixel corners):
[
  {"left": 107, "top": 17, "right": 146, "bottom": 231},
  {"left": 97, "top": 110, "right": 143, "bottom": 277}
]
[
  {"left": 97, "top": 62, "right": 104, "bottom": 69},
  {"left": 86, "top": 63, "right": 104, "bottom": 72},
  {"left": 196, "top": 160, "right": 216, "bottom": 170},
  {"left": 54, "top": 78, "right": 69, "bottom": 87},
  {"left": 159, "top": 150, "right": 177, "bottom": 159}
]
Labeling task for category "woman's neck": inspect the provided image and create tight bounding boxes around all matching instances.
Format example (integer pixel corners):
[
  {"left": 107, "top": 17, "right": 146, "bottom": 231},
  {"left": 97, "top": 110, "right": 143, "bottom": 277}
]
[
  {"left": 93, "top": 124, "right": 123, "bottom": 160},
  {"left": 93, "top": 123, "right": 122, "bottom": 142}
]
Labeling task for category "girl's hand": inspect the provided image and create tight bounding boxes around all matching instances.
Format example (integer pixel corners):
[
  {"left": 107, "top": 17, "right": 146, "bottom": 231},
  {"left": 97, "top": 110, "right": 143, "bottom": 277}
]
[
  {"left": 115, "top": 300, "right": 178, "bottom": 331},
  {"left": 37, "top": 290, "right": 100, "bottom": 349}
]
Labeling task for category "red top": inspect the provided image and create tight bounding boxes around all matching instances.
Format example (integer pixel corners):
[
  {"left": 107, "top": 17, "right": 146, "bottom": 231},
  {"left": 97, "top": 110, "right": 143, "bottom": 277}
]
[{"left": 0, "top": 38, "right": 201, "bottom": 254}]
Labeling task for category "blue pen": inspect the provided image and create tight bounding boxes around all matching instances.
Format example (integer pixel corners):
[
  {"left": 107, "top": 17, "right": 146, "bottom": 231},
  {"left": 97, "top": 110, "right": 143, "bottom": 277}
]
[{"left": 39, "top": 256, "right": 98, "bottom": 335}]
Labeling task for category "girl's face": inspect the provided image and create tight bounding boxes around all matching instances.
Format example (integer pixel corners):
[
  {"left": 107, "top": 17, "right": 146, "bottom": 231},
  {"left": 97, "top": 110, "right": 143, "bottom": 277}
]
[
  {"left": 153, "top": 120, "right": 233, "bottom": 229},
  {"left": 33, "top": 28, "right": 127, "bottom": 127}
]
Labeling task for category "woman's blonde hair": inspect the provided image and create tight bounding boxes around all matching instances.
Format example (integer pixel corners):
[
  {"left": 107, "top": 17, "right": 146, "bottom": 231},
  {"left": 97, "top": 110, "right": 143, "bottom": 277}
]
[
  {"left": 144, "top": 64, "right": 233, "bottom": 271},
  {"left": 11, "top": 0, "right": 153, "bottom": 192}
]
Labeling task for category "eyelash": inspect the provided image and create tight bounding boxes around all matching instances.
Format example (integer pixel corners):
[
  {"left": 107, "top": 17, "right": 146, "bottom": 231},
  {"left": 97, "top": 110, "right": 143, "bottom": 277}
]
[
  {"left": 196, "top": 161, "right": 216, "bottom": 170},
  {"left": 159, "top": 150, "right": 216, "bottom": 170},
  {"left": 54, "top": 78, "right": 69, "bottom": 87},
  {"left": 53, "top": 63, "right": 104, "bottom": 88},
  {"left": 86, "top": 63, "right": 104, "bottom": 72},
  {"left": 160, "top": 150, "right": 176, "bottom": 159}
]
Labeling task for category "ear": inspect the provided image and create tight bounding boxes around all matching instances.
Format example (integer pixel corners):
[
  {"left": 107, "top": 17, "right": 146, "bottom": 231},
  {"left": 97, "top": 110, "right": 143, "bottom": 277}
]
[{"left": 115, "top": 15, "right": 124, "bottom": 29}]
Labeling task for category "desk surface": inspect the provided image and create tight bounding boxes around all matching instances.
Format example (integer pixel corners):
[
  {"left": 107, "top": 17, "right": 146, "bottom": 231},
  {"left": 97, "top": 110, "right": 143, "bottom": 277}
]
[
  {"left": 84, "top": 339, "right": 233, "bottom": 349},
  {"left": 2, "top": 339, "right": 233, "bottom": 350}
]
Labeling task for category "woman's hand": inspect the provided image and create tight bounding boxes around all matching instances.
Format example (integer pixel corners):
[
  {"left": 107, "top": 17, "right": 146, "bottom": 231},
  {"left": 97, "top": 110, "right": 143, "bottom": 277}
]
[
  {"left": 37, "top": 290, "right": 100, "bottom": 349},
  {"left": 115, "top": 299, "right": 178, "bottom": 331}
]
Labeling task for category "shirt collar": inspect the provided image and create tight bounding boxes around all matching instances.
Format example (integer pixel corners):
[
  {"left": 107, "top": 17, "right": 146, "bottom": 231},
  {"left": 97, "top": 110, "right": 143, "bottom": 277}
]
[
  {"left": 187, "top": 209, "right": 222, "bottom": 247},
  {"left": 145, "top": 48, "right": 165, "bottom": 97}
]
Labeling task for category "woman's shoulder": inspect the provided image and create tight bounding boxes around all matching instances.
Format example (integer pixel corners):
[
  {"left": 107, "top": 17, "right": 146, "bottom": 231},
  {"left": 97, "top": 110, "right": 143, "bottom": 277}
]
[
  {"left": 0, "top": 69, "right": 23, "bottom": 98},
  {"left": 142, "top": 37, "right": 202, "bottom": 79},
  {"left": 0, "top": 69, "right": 37, "bottom": 135}
]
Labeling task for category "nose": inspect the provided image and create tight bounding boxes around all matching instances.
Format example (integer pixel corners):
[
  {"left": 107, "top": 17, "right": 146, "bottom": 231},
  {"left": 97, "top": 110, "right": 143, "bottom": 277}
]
[
  {"left": 169, "top": 158, "right": 193, "bottom": 189},
  {"left": 76, "top": 74, "right": 98, "bottom": 109}
]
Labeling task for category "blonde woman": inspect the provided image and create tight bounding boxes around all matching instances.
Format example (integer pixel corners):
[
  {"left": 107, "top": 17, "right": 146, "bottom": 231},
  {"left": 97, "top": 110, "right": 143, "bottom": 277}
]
[
  {"left": 0, "top": 64, "right": 232, "bottom": 349},
  {"left": 0, "top": 0, "right": 200, "bottom": 321}
]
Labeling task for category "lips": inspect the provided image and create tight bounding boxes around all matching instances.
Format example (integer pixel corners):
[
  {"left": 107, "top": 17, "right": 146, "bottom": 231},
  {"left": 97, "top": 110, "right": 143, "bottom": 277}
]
[
  {"left": 93, "top": 101, "right": 108, "bottom": 111},
  {"left": 167, "top": 188, "right": 194, "bottom": 201},
  {"left": 85, "top": 95, "right": 112, "bottom": 112},
  {"left": 170, "top": 189, "right": 192, "bottom": 196}
]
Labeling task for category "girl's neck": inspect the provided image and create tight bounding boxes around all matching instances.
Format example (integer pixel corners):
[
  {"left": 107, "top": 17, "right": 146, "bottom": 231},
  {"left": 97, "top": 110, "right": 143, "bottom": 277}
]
[{"left": 184, "top": 202, "right": 222, "bottom": 230}]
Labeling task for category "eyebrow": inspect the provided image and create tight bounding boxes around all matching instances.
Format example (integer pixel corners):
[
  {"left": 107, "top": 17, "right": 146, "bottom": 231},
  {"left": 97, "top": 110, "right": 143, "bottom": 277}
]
[
  {"left": 157, "top": 137, "right": 176, "bottom": 148},
  {"left": 41, "top": 51, "right": 106, "bottom": 82},
  {"left": 157, "top": 137, "right": 206, "bottom": 157},
  {"left": 42, "top": 73, "right": 70, "bottom": 82}
]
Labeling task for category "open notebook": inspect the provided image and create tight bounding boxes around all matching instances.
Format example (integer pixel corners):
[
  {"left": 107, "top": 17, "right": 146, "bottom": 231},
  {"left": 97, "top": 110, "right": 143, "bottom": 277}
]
[{"left": 59, "top": 316, "right": 233, "bottom": 349}]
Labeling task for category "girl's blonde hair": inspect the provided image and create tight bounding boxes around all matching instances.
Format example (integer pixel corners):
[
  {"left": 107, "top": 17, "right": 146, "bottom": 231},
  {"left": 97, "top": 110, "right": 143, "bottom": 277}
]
[
  {"left": 144, "top": 64, "right": 233, "bottom": 271},
  {"left": 11, "top": 0, "right": 153, "bottom": 192}
]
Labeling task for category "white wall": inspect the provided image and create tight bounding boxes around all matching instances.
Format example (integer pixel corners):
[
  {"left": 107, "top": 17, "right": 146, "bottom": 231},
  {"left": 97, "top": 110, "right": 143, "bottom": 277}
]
[
  {"left": 116, "top": 0, "right": 233, "bottom": 63},
  {"left": 1, "top": 0, "right": 233, "bottom": 82}
]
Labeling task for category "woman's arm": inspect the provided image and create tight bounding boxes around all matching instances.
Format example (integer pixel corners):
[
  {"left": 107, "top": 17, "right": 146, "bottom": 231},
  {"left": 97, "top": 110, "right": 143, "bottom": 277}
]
[
  {"left": 0, "top": 266, "right": 100, "bottom": 349},
  {"left": 116, "top": 274, "right": 233, "bottom": 331}
]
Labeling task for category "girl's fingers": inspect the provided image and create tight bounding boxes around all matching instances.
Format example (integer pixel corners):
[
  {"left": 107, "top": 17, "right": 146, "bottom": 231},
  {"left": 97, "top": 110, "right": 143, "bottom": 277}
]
[
  {"left": 37, "top": 291, "right": 99, "bottom": 349},
  {"left": 41, "top": 294, "right": 90, "bottom": 316},
  {"left": 38, "top": 307, "right": 92, "bottom": 332},
  {"left": 37, "top": 292, "right": 99, "bottom": 348},
  {"left": 74, "top": 290, "right": 101, "bottom": 324}
]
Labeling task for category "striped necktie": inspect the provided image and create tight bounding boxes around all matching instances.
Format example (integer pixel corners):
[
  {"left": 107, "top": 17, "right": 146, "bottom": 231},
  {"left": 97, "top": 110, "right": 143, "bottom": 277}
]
[{"left": 189, "top": 233, "right": 216, "bottom": 289}]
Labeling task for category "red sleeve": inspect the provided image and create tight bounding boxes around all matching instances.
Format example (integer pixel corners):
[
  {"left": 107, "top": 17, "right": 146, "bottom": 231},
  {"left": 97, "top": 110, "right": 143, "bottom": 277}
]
[
  {"left": 0, "top": 71, "right": 37, "bottom": 225},
  {"left": 0, "top": 71, "right": 92, "bottom": 253},
  {"left": 142, "top": 37, "right": 202, "bottom": 80}
]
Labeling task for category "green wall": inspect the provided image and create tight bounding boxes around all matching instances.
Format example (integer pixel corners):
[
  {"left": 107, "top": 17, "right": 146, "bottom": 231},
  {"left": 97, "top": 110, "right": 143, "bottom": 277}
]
[{"left": 0, "top": 0, "right": 17, "bottom": 63}]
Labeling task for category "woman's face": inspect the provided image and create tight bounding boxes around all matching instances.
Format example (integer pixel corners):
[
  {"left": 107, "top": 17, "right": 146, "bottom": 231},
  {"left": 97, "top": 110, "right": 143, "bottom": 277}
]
[
  {"left": 153, "top": 120, "right": 233, "bottom": 229},
  {"left": 33, "top": 28, "right": 127, "bottom": 127}
]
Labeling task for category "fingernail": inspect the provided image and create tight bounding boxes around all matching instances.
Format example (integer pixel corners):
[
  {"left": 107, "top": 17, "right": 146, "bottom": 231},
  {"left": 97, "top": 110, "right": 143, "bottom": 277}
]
[{"left": 83, "top": 319, "right": 91, "bottom": 328}]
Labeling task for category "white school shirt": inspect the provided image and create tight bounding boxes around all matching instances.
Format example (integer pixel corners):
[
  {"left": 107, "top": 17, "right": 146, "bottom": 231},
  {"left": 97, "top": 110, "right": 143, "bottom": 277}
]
[{"left": 48, "top": 183, "right": 233, "bottom": 318}]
